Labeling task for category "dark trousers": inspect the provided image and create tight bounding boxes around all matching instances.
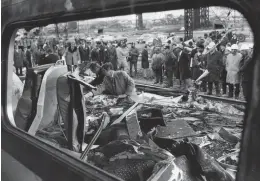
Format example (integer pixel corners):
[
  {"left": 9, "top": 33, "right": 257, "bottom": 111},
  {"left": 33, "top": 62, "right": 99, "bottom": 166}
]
[
  {"left": 228, "top": 83, "right": 240, "bottom": 98},
  {"left": 153, "top": 68, "right": 163, "bottom": 84},
  {"left": 67, "top": 65, "right": 77, "bottom": 72},
  {"left": 165, "top": 70, "right": 173, "bottom": 86},
  {"left": 208, "top": 82, "right": 220, "bottom": 95},
  {"left": 201, "top": 81, "right": 207, "bottom": 92},
  {"left": 221, "top": 70, "right": 227, "bottom": 94},
  {"left": 242, "top": 81, "right": 251, "bottom": 99},
  {"left": 222, "top": 82, "right": 227, "bottom": 94},
  {"left": 130, "top": 61, "right": 137, "bottom": 77},
  {"left": 16, "top": 67, "right": 23, "bottom": 75}
]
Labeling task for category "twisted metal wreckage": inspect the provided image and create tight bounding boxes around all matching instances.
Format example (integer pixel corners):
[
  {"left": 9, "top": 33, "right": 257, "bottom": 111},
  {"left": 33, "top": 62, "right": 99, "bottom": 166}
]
[{"left": 12, "top": 63, "right": 244, "bottom": 181}]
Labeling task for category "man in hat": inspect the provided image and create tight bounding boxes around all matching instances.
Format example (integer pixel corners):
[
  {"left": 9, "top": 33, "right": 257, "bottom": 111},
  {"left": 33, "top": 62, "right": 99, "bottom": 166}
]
[
  {"left": 219, "top": 43, "right": 229, "bottom": 95},
  {"left": 79, "top": 39, "right": 91, "bottom": 63},
  {"left": 225, "top": 44, "right": 242, "bottom": 98},
  {"left": 205, "top": 42, "right": 222, "bottom": 96},
  {"left": 163, "top": 44, "right": 177, "bottom": 88},
  {"left": 239, "top": 44, "right": 253, "bottom": 100},
  {"left": 107, "top": 41, "right": 118, "bottom": 70},
  {"left": 85, "top": 62, "right": 136, "bottom": 97},
  {"left": 14, "top": 45, "right": 24, "bottom": 76},
  {"left": 175, "top": 44, "right": 192, "bottom": 92},
  {"left": 204, "top": 33, "right": 212, "bottom": 47},
  {"left": 191, "top": 43, "right": 204, "bottom": 84},
  {"left": 152, "top": 47, "right": 165, "bottom": 84},
  {"left": 88, "top": 62, "right": 106, "bottom": 86},
  {"left": 116, "top": 40, "right": 129, "bottom": 71},
  {"left": 128, "top": 42, "right": 139, "bottom": 77}
]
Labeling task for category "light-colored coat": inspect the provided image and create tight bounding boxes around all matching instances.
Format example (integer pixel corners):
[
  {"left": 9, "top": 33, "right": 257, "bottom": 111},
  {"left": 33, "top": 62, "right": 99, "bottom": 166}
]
[{"left": 226, "top": 53, "right": 242, "bottom": 84}]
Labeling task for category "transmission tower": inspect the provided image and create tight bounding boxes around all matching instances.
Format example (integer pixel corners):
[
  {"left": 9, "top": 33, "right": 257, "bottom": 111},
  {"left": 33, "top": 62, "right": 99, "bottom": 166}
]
[
  {"left": 184, "top": 7, "right": 209, "bottom": 40},
  {"left": 136, "top": 14, "right": 144, "bottom": 30},
  {"left": 184, "top": 9, "right": 194, "bottom": 40}
]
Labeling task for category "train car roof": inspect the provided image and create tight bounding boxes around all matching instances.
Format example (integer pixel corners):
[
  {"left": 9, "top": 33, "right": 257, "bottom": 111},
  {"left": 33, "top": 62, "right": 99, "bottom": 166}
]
[{"left": 2, "top": 0, "right": 184, "bottom": 30}]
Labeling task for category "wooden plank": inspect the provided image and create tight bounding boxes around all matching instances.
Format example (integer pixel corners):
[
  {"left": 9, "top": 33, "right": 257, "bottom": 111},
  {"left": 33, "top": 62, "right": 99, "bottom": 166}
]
[{"left": 111, "top": 102, "right": 139, "bottom": 125}]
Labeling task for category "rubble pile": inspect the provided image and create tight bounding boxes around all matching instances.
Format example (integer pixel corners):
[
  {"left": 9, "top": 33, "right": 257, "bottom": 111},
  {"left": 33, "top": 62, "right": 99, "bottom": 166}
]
[{"left": 37, "top": 91, "right": 243, "bottom": 181}]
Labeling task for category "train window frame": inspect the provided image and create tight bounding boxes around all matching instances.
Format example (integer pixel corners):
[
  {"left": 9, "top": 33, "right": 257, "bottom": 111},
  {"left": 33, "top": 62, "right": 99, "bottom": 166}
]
[{"left": 2, "top": 0, "right": 260, "bottom": 181}]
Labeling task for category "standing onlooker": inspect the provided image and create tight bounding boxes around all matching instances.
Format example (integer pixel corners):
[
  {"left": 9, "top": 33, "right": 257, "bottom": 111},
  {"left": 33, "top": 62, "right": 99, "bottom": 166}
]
[
  {"left": 151, "top": 47, "right": 165, "bottom": 84},
  {"left": 141, "top": 45, "right": 149, "bottom": 78},
  {"left": 225, "top": 44, "right": 242, "bottom": 98},
  {"left": 205, "top": 42, "right": 222, "bottom": 96},
  {"left": 163, "top": 44, "right": 177, "bottom": 88},
  {"left": 40, "top": 48, "right": 59, "bottom": 65},
  {"left": 230, "top": 34, "right": 239, "bottom": 45},
  {"left": 204, "top": 33, "right": 212, "bottom": 47},
  {"left": 128, "top": 43, "right": 139, "bottom": 77},
  {"left": 14, "top": 46, "right": 24, "bottom": 76},
  {"left": 107, "top": 41, "right": 118, "bottom": 70},
  {"left": 240, "top": 44, "right": 253, "bottom": 100},
  {"left": 57, "top": 40, "right": 66, "bottom": 59},
  {"left": 79, "top": 40, "right": 90, "bottom": 63},
  {"left": 219, "top": 43, "right": 228, "bottom": 95},
  {"left": 23, "top": 46, "right": 32, "bottom": 70},
  {"left": 192, "top": 44, "right": 204, "bottom": 82},
  {"left": 176, "top": 45, "right": 192, "bottom": 92},
  {"left": 65, "top": 41, "right": 81, "bottom": 72},
  {"left": 116, "top": 40, "right": 129, "bottom": 71}
]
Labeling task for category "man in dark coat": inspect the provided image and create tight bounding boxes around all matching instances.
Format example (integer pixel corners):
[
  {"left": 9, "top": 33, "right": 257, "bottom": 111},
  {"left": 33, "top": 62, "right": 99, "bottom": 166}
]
[
  {"left": 192, "top": 44, "right": 205, "bottom": 89},
  {"left": 141, "top": 45, "right": 149, "bottom": 78},
  {"left": 79, "top": 40, "right": 90, "bottom": 63},
  {"left": 151, "top": 47, "right": 165, "bottom": 84},
  {"left": 14, "top": 46, "right": 24, "bottom": 75},
  {"left": 39, "top": 48, "right": 59, "bottom": 65},
  {"left": 89, "top": 62, "right": 106, "bottom": 86},
  {"left": 239, "top": 44, "right": 253, "bottom": 100},
  {"left": 23, "top": 46, "right": 32, "bottom": 70},
  {"left": 176, "top": 44, "right": 192, "bottom": 92},
  {"left": 128, "top": 43, "right": 139, "bottom": 77},
  {"left": 107, "top": 42, "right": 118, "bottom": 70},
  {"left": 163, "top": 44, "right": 177, "bottom": 87},
  {"left": 205, "top": 42, "right": 222, "bottom": 96}
]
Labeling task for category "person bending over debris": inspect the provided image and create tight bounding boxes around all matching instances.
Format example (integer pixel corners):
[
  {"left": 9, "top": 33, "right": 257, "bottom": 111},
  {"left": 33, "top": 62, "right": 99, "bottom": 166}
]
[
  {"left": 85, "top": 62, "right": 136, "bottom": 98},
  {"left": 89, "top": 62, "right": 106, "bottom": 86}
]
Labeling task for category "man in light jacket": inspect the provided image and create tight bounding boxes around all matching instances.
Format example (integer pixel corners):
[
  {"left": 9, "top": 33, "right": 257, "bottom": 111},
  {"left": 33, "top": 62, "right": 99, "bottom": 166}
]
[{"left": 226, "top": 44, "right": 242, "bottom": 98}]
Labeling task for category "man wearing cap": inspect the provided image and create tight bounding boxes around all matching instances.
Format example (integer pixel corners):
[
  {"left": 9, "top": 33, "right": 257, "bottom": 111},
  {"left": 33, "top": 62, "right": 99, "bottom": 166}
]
[
  {"left": 204, "top": 33, "right": 212, "bottom": 47},
  {"left": 163, "top": 44, "right": 177, "bottom": 87},
  {"left": 239, "top": 44, "right": 253, "bottom": 99},
  {"left": 85, "top": 62, "right": 136, "bottom": 98},
  {"left": 91, "top": 39, "right": 101, "bottom": 64},
  {"left": 116, "top": 40, "right": 129, "bottom": 71},
  {"left": 64, "top": 40, "right": 81, "bottom": 72},
  {"left": 205, "top": 42, "right": 222, "bottom": 96},
  {"left": 192, "top": 43, "right": 205, "bottom": 86},
  {"left": 107, "top": 41, "right": 118, "bottom": 70},
  {"left": 175, "top": 44, "right": 192, "bottom": 91},
  {"left": 152, "top": 47, "right": 165, "bottom": 84},
  {"left": 219, "top": 43, "right": 229, "bottom": 95},
  {"left": 79, "top": 40, "right": 91, "bottom": 63},
  {"left": 141, "top": 45, "right": 149, "bottom": 78},
  {"left": 225, "top": 44, "right": 242, "bottom": 98},
  {"left": 128, "top": 43, "right": 139, "bottom": 77}
]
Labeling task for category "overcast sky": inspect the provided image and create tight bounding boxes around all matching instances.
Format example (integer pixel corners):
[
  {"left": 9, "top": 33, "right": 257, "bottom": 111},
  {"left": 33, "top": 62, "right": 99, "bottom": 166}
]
[{"left": 86, "top": 7, "right": 242, "bottom": 22}]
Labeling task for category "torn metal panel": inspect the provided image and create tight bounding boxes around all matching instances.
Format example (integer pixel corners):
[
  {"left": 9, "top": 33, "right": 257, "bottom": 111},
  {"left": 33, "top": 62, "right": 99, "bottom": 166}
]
[{"left": 156, "top": 120, "right": 196, "bottom": 140}]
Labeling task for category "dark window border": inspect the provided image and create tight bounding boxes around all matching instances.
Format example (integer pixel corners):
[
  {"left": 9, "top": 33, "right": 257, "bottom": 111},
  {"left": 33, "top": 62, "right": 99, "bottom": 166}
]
[{"left": 2, "top": 0, "right": 260, "bottom": 181}]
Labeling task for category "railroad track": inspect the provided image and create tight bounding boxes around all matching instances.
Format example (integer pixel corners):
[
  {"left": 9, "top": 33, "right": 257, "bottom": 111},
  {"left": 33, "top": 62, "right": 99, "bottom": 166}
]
[{"left": 135, "top": 83, "right": 246, "bottom": 106}]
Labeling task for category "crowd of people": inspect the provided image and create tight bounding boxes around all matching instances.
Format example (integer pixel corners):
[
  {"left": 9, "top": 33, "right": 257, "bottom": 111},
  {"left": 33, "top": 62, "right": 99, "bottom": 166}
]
[
  {"left": 150, "top": 32, "right": 254, "bottom": 100},
  {"left": 13, "top": 30, "right": 254, "bottom": 100}
]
